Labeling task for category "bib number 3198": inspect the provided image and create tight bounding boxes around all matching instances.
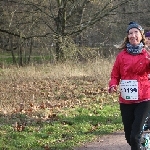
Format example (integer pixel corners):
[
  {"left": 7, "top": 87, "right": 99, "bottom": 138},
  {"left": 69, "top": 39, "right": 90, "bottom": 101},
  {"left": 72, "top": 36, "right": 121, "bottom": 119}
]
[{"left": 119, "top": 80, "right": 138, "bottom": 100}]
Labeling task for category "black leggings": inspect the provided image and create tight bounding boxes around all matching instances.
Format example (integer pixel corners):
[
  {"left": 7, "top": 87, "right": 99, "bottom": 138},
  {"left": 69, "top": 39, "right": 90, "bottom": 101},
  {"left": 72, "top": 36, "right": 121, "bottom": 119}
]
[{"left": 120, "top": 101, "right": 150, "bottom": 150}]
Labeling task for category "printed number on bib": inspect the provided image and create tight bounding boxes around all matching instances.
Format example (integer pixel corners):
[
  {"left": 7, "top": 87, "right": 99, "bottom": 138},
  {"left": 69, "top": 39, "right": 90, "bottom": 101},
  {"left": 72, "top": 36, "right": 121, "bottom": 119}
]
[{"left": 119, "top": 80, "right": 138, "bottom": 100}]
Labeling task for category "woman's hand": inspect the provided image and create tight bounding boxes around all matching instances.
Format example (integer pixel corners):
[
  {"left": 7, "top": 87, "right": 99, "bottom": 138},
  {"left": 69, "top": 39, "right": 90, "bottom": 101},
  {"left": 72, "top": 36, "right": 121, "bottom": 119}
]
[{"left": 109, "top": 85, "right": 117, "bottom": 93}]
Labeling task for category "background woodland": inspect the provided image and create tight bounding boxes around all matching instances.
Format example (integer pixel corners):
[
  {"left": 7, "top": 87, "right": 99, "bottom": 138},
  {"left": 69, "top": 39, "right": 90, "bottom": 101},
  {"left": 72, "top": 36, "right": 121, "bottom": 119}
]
[{"left": 0, "top": 0, "right": 150, "bottom": 66}]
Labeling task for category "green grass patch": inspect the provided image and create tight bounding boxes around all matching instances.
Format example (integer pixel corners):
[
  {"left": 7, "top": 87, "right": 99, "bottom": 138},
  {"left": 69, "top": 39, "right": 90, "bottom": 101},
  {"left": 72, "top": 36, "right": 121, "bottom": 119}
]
[{"left": 0, "top": 102, "right": 123, "bottom": 150}]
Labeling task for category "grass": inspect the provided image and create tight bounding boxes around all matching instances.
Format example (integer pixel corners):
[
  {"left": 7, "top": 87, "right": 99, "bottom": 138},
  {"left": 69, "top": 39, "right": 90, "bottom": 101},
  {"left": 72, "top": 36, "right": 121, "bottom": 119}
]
[
  {"left": 0, "top": 102, "right": 122, "bottom": 150},
  {"left": 0, "top": 58, "right": 123, "bottom": 150}
]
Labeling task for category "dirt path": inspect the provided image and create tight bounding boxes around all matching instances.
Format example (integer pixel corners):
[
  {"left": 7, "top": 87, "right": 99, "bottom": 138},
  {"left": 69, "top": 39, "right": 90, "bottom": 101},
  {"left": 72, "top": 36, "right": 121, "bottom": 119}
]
[{"left": 74, "top": 131, "right": 131, "bottom": 150}]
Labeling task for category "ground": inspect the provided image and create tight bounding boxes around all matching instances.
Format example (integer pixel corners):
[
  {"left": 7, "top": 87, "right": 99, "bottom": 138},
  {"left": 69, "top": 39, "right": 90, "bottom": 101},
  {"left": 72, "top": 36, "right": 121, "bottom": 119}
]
[{"left": 74, "top": 131, "right": 131, "bottom": 150}]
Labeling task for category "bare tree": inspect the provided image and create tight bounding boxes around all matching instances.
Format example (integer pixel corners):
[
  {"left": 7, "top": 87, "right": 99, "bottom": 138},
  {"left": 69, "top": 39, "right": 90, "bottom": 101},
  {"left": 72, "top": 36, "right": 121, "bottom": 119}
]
[{"left": 0, "top": 0, "right": 136, "bottom": 63}]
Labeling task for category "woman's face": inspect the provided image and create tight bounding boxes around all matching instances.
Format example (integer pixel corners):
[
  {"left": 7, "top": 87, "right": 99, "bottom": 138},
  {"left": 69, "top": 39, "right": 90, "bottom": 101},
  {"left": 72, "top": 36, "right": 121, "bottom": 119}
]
[
  {"left": 145, "top": 37, "right": 150, "bottom": 47},
  {"left": 128, "top": 28, "right": 142, "bottom": 46}
]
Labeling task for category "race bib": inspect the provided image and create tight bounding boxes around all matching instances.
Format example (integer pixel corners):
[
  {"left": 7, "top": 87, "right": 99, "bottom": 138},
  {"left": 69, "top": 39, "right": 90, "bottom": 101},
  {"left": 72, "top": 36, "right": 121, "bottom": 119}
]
[{"left": 119, "top": 80, "right": 138, "bottom": 100}]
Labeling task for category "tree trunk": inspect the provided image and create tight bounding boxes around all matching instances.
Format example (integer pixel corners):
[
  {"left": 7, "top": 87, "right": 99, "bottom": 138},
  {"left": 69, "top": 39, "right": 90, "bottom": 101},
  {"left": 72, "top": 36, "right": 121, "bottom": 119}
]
[
  {"left": 55, "top": 0, "right": 66, "bottom": 61},
  {"left": 56, "top": 35, "right": 64, "bottom": 61},
  {"left": 10, "top": 35, "right": 17, "bottom": 64},
  {"left": 19, "top": 45, "right": 23, "bottom": 66},
  {"left": 27, "top": 38, "right": 33, "bottom": 64}
]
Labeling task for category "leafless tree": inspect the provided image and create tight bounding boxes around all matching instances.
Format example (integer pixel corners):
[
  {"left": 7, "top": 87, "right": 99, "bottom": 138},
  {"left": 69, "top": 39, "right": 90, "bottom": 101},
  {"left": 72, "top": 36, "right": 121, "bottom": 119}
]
[{"left": 0, "top": 0, "right": 142, "bottom": 64}]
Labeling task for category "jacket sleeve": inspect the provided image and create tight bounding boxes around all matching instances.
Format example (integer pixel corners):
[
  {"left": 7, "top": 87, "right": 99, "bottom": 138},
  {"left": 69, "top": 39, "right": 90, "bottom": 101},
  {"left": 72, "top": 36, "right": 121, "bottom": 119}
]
[{"left": 109, "top": 54, "right": 121, "bottom": 88}]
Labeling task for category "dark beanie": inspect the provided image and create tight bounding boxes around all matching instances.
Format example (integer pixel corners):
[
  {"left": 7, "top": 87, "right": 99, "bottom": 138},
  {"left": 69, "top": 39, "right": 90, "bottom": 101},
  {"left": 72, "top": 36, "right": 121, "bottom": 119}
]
[
  {"left": 145, "top": 31, "right": 150, "bottom": 37},
  {"left": 126, "top": 22, "right": 143, "bottom": 33}
]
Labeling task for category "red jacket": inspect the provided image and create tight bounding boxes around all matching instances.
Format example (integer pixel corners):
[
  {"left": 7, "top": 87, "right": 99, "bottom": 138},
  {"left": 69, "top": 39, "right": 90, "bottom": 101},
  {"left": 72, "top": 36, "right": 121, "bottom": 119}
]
[{"left": 109, "top": 48, "right": 150, "bottom": 104}]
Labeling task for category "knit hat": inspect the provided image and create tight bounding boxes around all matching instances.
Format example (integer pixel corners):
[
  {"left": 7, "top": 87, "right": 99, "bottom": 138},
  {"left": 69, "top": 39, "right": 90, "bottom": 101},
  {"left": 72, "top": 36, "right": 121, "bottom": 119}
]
[
  {"left": 126, "top": 22, "right": 144, "bottom": 33},
  {"left": 145, "top": 31, "right": 150, "bottom": 37}
]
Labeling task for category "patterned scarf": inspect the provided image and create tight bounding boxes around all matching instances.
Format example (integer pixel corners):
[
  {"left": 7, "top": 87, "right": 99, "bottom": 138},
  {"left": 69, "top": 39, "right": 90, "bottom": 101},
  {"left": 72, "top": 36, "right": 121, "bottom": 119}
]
[{"left": 126, "top": 42, "right": 144, "bottom": 55}]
